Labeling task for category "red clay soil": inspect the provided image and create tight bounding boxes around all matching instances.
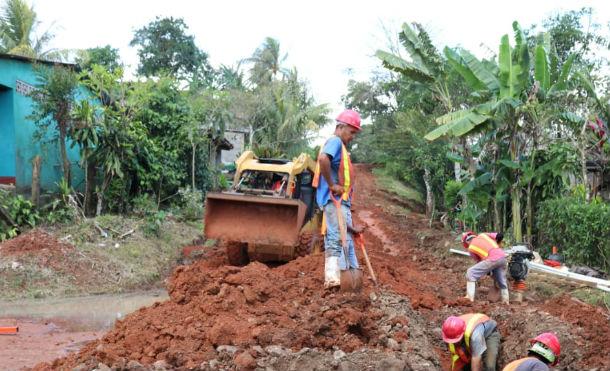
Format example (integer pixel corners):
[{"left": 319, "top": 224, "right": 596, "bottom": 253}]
[
  {"left": 33, "top": 165, "right": 610, "bottom": 370},
  {"left": 0, "top": 229, "right": 74, "bottom": 256}
]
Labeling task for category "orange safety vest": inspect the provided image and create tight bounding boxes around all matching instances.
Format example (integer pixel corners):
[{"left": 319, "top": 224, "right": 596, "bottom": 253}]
[
  {"left": 468, "top": 233, "right": 499, "bottom": 261},
  {"left": 313, "top": 138, "right": 354, "bottom": 237},
  {"left": 448, "top": 313, "right": 490, "bottom": 371},
  {"left": 312, "top": 137, "right": 354, "bottom": 202},
  {"left": 502, "top": 357, "right": 544, "bottom": 371}
]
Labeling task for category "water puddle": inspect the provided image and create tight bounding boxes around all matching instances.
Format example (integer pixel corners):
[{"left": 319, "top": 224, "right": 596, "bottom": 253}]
[{"left": 0, "top": 290, "right": 168, "bottom": 331}]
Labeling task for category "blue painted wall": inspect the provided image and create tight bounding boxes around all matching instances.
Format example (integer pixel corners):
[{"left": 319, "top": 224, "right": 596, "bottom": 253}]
[{"left": 0, "top": 56, "right": 85, "bottom": 193}]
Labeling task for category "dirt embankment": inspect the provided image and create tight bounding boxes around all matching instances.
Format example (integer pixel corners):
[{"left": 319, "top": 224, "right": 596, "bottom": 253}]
[{"left": 33, "top": 165, "right": 610, "bottom": 371}]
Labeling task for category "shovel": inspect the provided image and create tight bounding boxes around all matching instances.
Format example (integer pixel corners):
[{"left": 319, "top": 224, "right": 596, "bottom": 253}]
[
  {"left": 355, "top": 235, "right": 378, "bottom": 287},
  {"left": 331, "top": 194, "right": 362, "bottom": 292}
]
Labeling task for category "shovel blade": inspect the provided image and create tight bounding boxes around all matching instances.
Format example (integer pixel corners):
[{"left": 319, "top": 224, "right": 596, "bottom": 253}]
[{"left": 340, "top": 268, "right": 363, "bottom": 292}]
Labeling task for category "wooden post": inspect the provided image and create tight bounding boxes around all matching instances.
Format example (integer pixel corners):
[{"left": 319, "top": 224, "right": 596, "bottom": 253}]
[{"left": 31, "top": 155, "right": 41, "bottom": 207}]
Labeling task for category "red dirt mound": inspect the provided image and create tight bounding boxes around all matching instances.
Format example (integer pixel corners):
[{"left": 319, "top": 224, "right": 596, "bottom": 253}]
[
  {"left": 37, "top": 253, "right": 387, "bottom": 369},
  {"left": 0, "top": 229, "right": 74, "bottom": 256}
]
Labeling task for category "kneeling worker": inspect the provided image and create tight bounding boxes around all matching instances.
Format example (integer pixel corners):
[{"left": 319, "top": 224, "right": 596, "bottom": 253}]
[
  {"left": 502, "top": 332, "right": 561, "bottom": 371},
  {"left": 442, "top": 313, "right": 501, "bottom": 371}
]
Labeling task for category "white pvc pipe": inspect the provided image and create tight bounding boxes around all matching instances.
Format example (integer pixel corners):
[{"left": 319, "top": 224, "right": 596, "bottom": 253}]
[{"left": 448, "top": 248, "right": 610, "bottom": 292}]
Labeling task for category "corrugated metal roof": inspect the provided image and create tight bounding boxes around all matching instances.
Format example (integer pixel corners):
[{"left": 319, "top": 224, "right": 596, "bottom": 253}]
[{"left": 0, "top": 53, "right": 74, "bottom": 67}]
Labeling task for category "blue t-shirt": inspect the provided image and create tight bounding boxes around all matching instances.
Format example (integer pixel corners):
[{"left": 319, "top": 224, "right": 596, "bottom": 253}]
[{"left": 315, "top": 136, "right": 351, "bottom": 207}]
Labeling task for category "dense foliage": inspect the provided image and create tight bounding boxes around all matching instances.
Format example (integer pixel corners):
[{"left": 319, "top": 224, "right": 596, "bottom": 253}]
[{"left": 351, "top": 9, "right": 610, "bottom": 271}]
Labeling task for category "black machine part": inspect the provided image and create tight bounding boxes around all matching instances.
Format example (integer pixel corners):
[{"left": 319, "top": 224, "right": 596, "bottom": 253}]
[{"left": 508, "top": 250, "right": 534, "bottom": 281}]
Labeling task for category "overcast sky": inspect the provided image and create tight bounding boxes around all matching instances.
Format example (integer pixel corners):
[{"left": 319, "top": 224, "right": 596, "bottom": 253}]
[{"left": 35, "top": 0, "right": 610, "bottom": 140}]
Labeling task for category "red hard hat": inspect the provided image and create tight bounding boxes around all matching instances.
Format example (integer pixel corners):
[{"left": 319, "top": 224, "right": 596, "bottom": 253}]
[
  {"left": 462, "top": 231, "right": 475, "bottom": 249},
  {"left": 336, "top": 109, "right": 361, "bottom": 131},
  {"left": 530, "top": 332, "right": 561, "bottom": 366},
  {"left": 442, "top": 316, "right": 466, "bottom": 343}
]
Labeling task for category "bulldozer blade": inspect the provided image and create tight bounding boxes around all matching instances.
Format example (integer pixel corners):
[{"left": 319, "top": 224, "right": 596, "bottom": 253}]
[
  {"left": 204, "top": 192, "right": 307, "bottom": 247},
  {"left": 340, "top": 268, "right": 363, "bottom": 292}
]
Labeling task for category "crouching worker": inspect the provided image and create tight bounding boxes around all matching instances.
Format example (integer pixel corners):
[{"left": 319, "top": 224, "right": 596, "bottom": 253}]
[
  {"left": 462, "top": 231, "right": 509, "bottom": 304},
  {"left": 442, "top": 313, "right": 501, "bottom": 371},
  {"left": 502, "top": 332, "right": 561, "bottom": 371}
]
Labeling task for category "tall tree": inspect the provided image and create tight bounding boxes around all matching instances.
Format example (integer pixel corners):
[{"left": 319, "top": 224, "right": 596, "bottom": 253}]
[
  {"left": 0, "top": 0, "right": 55, "bottom": 58},
  {"left": 130, "top": 16, "right": 212, "bottom": 82},
  {"left": 75, "top": 45, "right": 122, "bottom": 73},
  {"left": 29, "top": 65, "right": 78, "bottom": 186},
  {"left": 247, "top": 37, "right": 289, "bottom": 86}
]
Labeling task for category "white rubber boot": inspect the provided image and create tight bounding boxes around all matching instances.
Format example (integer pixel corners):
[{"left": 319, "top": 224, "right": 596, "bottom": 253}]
[
  {"left": 466, "top": 281, "right": 476, "bottom": 302},
  {"left": 501, "top": 289, "right": 510, "bottom": 305},
  {"left": 324, "top": 256, "right": 340, "bottom": 289}
]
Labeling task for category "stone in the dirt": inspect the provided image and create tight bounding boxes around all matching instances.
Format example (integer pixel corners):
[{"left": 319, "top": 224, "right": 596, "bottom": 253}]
[
  {"left": 126, "top": 360, "right": 146, "bottom": 371},
  {"left": 217, "top": 345, "right": 239, "bottom": 354},
  {"left": 72, "top": 364, "right": 88, "bottom": 371},
  {"left": 252, "top": 345, "right": 265, "bottom": 356},
  {"left": 207, "top": 359, "right": 219, "bottom": 370},
  {"left": 265, "top": 345, "right": 289, "bottom": 356},
  {"left": 234, "top": 351, "right": 257, "bottom": 370},
  {"left": 369, "top": 292, "right": 378, "bottom": 301},
  {"left": 152, "top": 360, "right": 169, "bottom": 370},
  {"left": 337, "top": 361, "right": 355, "bottom": 371},
  {"left": 387, "top": 338, "right": 400, "bottom": 350},
  {"left": 95, "top": 364, "right": 111, "bottom": 371},
  {"left": 376, "top": 357, "right": 407, "bottom": 371},
  {"left": 333, "top": 350, "right": 346, "bottom": 360}
]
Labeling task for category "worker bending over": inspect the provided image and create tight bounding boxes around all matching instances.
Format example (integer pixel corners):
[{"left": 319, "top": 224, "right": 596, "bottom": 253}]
[
  {"left": 442, "top": 313, "right": 501, "bottom": 371},
  {"left": 462, "top": 231, "right": 509, "bottom": 304}
]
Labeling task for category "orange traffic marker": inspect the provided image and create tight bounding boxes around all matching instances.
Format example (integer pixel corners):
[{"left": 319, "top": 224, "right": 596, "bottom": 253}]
[{"left": 0, "top": 326, "right": 18, "bottom": 335}]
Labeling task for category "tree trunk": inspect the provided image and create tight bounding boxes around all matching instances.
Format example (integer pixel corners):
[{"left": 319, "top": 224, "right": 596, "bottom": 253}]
[
  {"left": 59, "top": 127, "right": 71, "bottom": 186},
  {"left": 510, "top": 129, "right": 522, "bottom": 243},
  {"left": 31, "top": 156, "right": 41, "bottom": 207},
  {"left": 192, "top": 143, "right": 197, "bottom": 190},
  {"left": 423, "top": 166, "right": 434, "bottom": 219},
  {"left": 493, "top": 198, "right": 501, "bottom": 231},
  {"left": 85, "top": 161, "right": 97, "bottom": 216},
  {"left": 96, "top": 176, "right": 111, "bottom": 216},
  {"left": 526, "top": 183, "right": 533, "bottom": 245},
  {"left": 580, "top": 122, "right": 589, "bottom": 201}
]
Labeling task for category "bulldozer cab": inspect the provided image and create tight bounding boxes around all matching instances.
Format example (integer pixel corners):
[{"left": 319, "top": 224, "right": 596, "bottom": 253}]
[{"left": 204, "top": 151, "right": 320, "bottom": 263}]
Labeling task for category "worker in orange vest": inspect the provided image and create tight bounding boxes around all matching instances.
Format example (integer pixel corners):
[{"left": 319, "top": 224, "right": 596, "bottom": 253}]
[
  {"left": 442, "top": 313, "right": 501, "bottom": 371},
  {"left": 502, "top": 333, "right": 561, "bottom": 371},
  {"left": 462, "top": 231, "right": 509, "bottom": 304},
  {"left": 313, "top": 109, "right": 364, "bottom": 289}
]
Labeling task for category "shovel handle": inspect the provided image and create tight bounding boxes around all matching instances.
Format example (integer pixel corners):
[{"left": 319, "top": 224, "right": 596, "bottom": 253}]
[
  {"left": 356, "top": 235, "right": 378, "bottom": 286},
  {"left": 330, "top": 194, "right": 352, "bottom": 270}
]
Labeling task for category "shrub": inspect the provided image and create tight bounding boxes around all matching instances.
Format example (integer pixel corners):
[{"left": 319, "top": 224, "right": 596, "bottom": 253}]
[
  {"left": 176, "top": 187, "right": 203, "bottom": 221},
  {"left": 0, "top": 191, "right": 40, "bottom": 241},
  {"left": 537, "top": 195, "right": 610, "bottom": 273}
]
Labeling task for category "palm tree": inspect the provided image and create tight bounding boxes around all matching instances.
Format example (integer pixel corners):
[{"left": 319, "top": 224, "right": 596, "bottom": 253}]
[
  {"left": 247, "top": 37, "right": 289, "bottom": 86},
  {"left": 0, "top": 0, "right": 55, "bottom": 59}
]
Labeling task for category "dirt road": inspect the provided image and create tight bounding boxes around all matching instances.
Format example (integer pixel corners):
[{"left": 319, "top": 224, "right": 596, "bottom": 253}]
[{"left": 32, "top": 165, "right": 610, "bottom": 370}]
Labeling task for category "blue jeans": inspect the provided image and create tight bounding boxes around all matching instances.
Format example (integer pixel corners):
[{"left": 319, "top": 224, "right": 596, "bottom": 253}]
[{"left": 323, "top": 201, "right": 359, "bottom": 270}]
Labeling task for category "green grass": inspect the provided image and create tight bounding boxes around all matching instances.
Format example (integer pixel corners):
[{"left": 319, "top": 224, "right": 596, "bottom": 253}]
[
  {"left": 0, "top": 214, "right": 203, "bottom": 300},
  {"left": 372, "top": 167, "right": 424, "bottom": 204},
  {"left": 571, "top": 287, "right": 610, "bottom": 309}
]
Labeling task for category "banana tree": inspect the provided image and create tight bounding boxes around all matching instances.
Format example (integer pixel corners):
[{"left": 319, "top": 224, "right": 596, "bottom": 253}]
[
  {"left": 425, "top": 22, "right": 575, "bottom": 243},
  {"left": 376, "top": 23, "right": 458, "bottom": 218}
]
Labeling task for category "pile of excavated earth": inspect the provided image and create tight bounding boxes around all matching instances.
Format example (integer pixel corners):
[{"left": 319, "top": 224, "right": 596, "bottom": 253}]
[{"left": 34, "top": 166, "right": 610, "bottom": 371}]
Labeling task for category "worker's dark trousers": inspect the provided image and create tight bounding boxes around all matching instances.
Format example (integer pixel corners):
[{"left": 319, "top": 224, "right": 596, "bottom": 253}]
[{"left": 462, "top": 329, "right": 501, "bottom": 371}]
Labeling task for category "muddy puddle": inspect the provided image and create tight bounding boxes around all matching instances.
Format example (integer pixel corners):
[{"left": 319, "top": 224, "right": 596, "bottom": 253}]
[
  {"left": 356, "top": 209, "right": 397, "bottom": 254},
  {"left": 0, "top": 290, "right": 168, "bottom": 331}
]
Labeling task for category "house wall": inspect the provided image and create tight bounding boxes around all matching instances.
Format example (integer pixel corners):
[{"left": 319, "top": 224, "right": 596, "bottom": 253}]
[{"left": 0, "top": 58, "right": 84, "bottom": 193}]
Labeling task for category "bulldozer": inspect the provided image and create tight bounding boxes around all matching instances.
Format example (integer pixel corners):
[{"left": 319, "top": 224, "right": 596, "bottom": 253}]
[{"left": 204, "top": 151, "right": 322, "bottom": 265}]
